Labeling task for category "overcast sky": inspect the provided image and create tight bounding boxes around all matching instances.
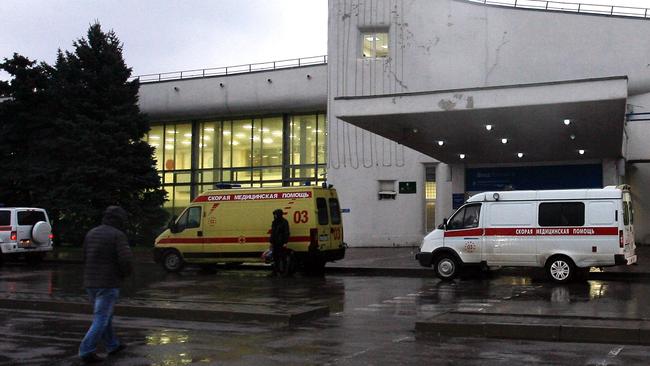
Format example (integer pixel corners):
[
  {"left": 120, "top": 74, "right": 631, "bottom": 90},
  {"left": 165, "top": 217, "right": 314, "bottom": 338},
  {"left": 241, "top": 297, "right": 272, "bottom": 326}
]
[{"left": 1, "top": 0, "right": 648, "bottom": 80}]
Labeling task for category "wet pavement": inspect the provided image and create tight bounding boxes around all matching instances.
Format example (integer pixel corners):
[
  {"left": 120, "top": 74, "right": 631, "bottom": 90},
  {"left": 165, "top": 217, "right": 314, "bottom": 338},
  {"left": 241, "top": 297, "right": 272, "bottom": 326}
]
[{"left": 1, "top": 246, "right": 650, "bottom": 364}]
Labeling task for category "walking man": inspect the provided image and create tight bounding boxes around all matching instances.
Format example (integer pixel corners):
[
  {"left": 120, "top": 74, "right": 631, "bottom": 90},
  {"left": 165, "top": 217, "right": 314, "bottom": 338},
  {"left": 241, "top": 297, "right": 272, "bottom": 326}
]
[
  {"left": 79, "top": 206, "right": 133, "bottom": 363},
  {"left": 269, "top": 208, "right": 290, "bottom": 276}
]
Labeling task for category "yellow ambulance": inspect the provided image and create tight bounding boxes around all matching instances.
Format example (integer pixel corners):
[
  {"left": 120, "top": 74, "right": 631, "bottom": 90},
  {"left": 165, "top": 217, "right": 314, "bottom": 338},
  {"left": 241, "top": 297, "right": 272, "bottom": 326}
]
[{"left": 154, "top": 186, "right": 346, "bottom": 273}]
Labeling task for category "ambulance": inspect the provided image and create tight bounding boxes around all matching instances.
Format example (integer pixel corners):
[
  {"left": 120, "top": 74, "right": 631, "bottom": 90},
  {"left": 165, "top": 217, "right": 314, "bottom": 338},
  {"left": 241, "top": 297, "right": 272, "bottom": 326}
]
[
  {"left": 154, "top": 186, "right": 346, "bottom": 273},
  {"left": 416, "top": 185, "right": 636, "bottom": 283}
]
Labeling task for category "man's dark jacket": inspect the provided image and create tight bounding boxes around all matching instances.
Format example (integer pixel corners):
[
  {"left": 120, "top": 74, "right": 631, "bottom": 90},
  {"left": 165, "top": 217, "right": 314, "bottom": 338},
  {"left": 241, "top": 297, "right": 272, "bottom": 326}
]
[
  {"left": 83, "top": 206, "right": 133, "bottom": 288},
  {"left": 270, "top": 215, "right": 290, "bottom": 249}
]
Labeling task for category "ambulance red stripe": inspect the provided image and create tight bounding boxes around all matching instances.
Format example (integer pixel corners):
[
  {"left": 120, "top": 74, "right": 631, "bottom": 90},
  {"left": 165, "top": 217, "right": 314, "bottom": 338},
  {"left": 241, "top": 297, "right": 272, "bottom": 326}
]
[
  {"left": 0, "top": 226, "right": 11, "bottom": 231},
  {"left": 193, "top": 191, "right": 312, "bottom": 202},
  {"left": 444, "top": 227, "right": 618, "bottom": 237}
]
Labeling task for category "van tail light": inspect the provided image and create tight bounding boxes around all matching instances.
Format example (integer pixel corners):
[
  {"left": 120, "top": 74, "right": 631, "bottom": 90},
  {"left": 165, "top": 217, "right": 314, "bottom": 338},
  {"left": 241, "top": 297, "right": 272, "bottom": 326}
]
[
  {"left": 10, "top": 231, "right": 17, "bottom": 241},
  {"left": 49, "top": 233, "right": 54, "bottom": 240},
  {"left": 619, "top": 230, "right": 624, "bottom": 248},
  {"left": 309, "top": 228, "right": 318, "bottom": 250}
]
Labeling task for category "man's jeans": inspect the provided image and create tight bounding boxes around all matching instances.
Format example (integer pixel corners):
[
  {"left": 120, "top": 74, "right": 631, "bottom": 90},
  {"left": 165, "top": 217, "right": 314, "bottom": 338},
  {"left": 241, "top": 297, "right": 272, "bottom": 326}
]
[{"left": 79, "top": 288, "right": 121, "bottom": 357}]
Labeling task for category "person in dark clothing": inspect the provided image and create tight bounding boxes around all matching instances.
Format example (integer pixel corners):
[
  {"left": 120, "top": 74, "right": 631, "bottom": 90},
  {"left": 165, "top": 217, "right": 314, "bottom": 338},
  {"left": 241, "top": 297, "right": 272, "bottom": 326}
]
[
  {"left": 79, "top": 206, "right": 133, "bottom": 364},
  {"left": 269, "top": 208, "right": 290, "bottom": 276}
]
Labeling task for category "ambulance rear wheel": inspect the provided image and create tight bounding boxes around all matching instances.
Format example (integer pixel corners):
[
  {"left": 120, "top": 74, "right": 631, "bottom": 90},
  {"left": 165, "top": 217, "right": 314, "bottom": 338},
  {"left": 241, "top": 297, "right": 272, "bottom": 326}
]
[
  {"left": 435, "top": 254, "right": 459, "bottom": 281},
  {"left": 546, "top": 255, "right": 575, "bottom": 283},
  {"left": 162, "top": 250, "right": 185, "bottom": 273}
]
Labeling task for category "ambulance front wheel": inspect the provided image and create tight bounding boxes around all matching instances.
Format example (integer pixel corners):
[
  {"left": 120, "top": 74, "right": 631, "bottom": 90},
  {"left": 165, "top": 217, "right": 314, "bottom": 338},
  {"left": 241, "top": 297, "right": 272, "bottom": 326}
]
[
  {"left": 546, "top": 255, "right": 575, "bottom": 283},
  {"left": 162, "top": 250, "right": 185, "bottom": 273},
  {"left": 434, "top": 254, "right": 459, "bottom": 281}
]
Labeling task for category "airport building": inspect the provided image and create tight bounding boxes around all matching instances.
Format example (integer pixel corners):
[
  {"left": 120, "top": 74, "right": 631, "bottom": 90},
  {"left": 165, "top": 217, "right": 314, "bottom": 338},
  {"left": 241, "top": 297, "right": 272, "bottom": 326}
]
[{"left": 138, "top": 0, "right": 650, "bottom": 246}]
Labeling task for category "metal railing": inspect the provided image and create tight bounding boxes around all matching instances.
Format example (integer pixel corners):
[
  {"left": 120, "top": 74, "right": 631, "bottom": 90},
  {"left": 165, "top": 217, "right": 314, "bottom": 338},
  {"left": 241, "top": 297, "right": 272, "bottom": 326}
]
[
  {"left": 132, "top": 55, "right": 327, "bottom": 83},
  {"left": 466, "top": 0, "right": 650, "bottom": 18}
]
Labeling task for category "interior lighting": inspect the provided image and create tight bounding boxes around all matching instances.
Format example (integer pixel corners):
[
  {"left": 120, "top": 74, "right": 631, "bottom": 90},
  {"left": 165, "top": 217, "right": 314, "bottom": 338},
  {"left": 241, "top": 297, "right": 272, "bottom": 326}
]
[
  {"left": 149, "top": 135, "right": 160, "bottom": 140},
  {"left": 517, "top": 152, "right": 524, "bottom": 158},
  {"left": 272, "top": 130, "right": 282, "bottom": 136},
  {"left": 165, "top": 138, "right": 174, "bottom": 142},
  {"left": 183, "top": 133, "right": 192, "bottom": 137},
  {"left": 223, "top": 131, "right": 231, "bottom": 135},
  {"left": 501, "top": 138, "right": 508, "bottom": 144},
  {"left": 570, "top": 134, "right": 576, "bottom": 140},
  {"left": 150, "top": 143, "right": 159, "bottom": 147},
  {"left": 485, "top": 124, "right": 493, "bottom": 131},
  {"left": 203, "top": 136, "right": 210, "bottom": 141},
  {"left": 204, "top": 127, "right": 214, "bottom": 132},
  {"left": 564, "top": 119, "right": 571, "bottom": 126},
  {"left": 165, "top": 145, "right": 173, "bottom": 150},
  {"left": 167, "top": 130, "right": 176, "bottom": 134},
  {"left": 263, "top": 138, "right": 274, "bottom": 144},
  {"left": 459, "top": 153, "right": 466, "bottom": 159},
  {"left": 232, "top": 141, "right": 240, "bottom": 146},
  {"left": 365, "top": 36, "right": 376, "bottom": 41},
  {"left": 578, "top": 149, "right": 585, "bottom": 155},
  {"left": 437, "top": 140, "right": 444, "bottom": 146},
  {"left": 235, "top": 133, "right": 245, "bottom": 138},
  {"left": 243, "top": 125, "right": 253, "bottom": 129},
  {"left": 181, "top": 141, "right": 191, "bottom": 145}
]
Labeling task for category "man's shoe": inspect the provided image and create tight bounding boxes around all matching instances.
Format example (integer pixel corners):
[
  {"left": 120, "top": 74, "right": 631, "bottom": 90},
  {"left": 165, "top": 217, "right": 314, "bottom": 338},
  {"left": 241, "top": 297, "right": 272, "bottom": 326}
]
[
  {"left": 80, "top": 352, "right": 104, "bottom": 363},
  {"left": 108, "top": 344, "right": 127, "bottom": 356}
]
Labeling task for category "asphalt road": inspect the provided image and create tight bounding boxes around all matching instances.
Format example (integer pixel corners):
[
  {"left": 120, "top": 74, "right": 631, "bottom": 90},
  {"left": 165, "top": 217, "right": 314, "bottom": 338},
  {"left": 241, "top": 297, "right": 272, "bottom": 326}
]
[{"left": 1, "top": 262, "right": 650, "bottom": 365}]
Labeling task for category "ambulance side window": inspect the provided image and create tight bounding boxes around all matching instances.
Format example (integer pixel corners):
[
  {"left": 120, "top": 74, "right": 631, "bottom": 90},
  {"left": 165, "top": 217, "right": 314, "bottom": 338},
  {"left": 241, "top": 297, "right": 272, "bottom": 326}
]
[
  {"left": 623, "top": 202, "right": 630, "bottom": 226},
  {"left": 177, "top": 207, "right": 202, "bottom": 231},
  {"left": 539, "top": 202, "right": 584, "bottom": 227},
  {"left": 317, "top": 198, "right": 329, "bottom": 225}
]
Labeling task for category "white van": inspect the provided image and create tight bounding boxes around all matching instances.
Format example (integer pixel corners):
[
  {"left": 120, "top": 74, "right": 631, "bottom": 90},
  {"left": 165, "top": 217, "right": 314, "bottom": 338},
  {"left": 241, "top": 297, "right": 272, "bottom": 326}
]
[
  {"left": 416, "top": 185, "right": 636, "bottom": 282},
  {"left": 0, "top": 207, "right": 53, "bottom": 264}
]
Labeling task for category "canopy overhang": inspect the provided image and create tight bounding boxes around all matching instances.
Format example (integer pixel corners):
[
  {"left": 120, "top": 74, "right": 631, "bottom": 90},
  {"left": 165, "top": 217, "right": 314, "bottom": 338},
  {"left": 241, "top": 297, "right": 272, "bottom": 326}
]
[{"left": 334, "top": 77, "right": 628, "bottom": 164}]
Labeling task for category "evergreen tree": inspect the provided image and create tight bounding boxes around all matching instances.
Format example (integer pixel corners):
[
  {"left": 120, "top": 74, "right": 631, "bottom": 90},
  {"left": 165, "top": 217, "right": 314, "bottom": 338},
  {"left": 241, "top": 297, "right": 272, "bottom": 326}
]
[{"left": 0, "top": 23, "right": 167, "bottom": 245}]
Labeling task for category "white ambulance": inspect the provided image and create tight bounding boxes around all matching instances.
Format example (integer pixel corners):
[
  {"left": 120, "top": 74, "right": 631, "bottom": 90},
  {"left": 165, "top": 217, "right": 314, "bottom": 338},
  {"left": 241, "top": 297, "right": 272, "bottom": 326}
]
[{"left": 416, "top": 185, "right": 636, "bottom": 282}]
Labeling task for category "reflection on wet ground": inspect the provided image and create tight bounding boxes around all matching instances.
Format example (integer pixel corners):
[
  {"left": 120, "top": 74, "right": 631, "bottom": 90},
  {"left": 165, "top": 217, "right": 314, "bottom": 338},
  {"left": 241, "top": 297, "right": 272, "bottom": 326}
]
[{"left": 1, "top": 263, "right": 650, "bottom": 365}]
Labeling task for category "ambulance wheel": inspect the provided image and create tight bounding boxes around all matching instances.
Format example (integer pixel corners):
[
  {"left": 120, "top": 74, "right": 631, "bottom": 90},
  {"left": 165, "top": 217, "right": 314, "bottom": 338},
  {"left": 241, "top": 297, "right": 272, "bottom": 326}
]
[
  {"left": 162, "top": 250, "right": 185, "bottom": 273},
  {"left": 434, "top": 254, "right": 459, "bottom": 281},
  {"left": 546, "top": 255, "right": 575, "bottom": 283}
]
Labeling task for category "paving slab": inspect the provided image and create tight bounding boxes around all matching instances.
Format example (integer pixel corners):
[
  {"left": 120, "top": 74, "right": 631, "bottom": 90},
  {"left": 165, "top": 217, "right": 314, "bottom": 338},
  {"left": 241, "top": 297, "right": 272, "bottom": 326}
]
[{"left": 0, "top": 292, "right": 329, "bottom": 326}]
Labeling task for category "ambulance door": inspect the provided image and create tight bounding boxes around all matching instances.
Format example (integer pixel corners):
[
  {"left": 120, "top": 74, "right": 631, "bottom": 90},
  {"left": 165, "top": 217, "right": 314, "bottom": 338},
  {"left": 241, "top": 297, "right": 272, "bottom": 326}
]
[
  {"left": 173, "top": 206, "right": 204, "bottom": 256},
  {"left": 315, "top": 197, "right": 331, "bottom": 251},
  {"left": 444, "top": 204, "right": 483, "bottom": 263},
  {"left": 485, "top": 202, "right": 537, "bottom": 266}
]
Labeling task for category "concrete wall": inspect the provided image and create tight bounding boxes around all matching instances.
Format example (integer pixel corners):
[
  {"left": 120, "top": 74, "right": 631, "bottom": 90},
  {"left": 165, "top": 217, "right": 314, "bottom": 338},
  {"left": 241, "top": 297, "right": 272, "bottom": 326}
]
[
  {"left": 328, "top": 0, "right": 650, "bottom": 246},
  {"left": 139, "top": 65, "right": 327, "bottom": 121}
]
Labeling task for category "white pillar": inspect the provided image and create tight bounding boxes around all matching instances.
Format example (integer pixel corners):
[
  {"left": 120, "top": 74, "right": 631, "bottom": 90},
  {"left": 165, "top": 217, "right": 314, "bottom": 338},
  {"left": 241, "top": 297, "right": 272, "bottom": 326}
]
[{"left": 435, "top": 163, "right": 452, "bottom": 225}]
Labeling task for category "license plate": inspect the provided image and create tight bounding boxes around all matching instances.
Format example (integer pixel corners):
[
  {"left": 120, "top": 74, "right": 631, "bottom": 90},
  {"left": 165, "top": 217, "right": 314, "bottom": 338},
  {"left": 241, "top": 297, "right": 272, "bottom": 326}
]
[{"left": 20, "top": 239, "right": 32, "bottom": 248}]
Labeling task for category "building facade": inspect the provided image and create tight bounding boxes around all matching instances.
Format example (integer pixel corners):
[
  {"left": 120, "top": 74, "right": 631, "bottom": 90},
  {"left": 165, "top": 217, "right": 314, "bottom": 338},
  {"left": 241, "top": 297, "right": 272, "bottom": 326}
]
[{"left": 138, "top": 0, "right": 650, "bottom": 246}]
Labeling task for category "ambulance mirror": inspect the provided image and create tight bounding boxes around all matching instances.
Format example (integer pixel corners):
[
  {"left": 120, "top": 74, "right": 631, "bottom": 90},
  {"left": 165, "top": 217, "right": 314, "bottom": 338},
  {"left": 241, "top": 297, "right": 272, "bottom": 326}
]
[{"left": 168, "top": 216, "right": 179, "bottom": 233}]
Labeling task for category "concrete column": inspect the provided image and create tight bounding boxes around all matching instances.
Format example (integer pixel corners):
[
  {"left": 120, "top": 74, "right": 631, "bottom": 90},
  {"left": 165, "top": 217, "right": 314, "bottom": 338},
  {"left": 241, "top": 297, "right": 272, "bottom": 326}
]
[
  {"left": 435, "top": 163, "right": 452, "bottom": 225},
  {"left": 602, "top": 158, "right": 619, "bottom": 187},
  {"left": 451, "top": 164, "right": 466, "bottom": 195}
]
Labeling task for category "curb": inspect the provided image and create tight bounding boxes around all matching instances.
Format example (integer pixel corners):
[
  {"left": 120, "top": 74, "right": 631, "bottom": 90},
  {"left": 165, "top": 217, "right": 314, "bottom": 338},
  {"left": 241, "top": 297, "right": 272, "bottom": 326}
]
[
  {"left": 416, "top": 312, "right": 650, "bottom": 345},
  {"left": 0, "top": 297, "right": 329, "bottom": 326}
]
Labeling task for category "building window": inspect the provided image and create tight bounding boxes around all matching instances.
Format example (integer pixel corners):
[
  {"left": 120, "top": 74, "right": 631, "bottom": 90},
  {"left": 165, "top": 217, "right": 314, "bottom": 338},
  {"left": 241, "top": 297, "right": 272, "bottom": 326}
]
[
  {"left": 147, "top": 113, "right": 327, "bottom": 215},
  {"left": 362, "top": 31, "right": 388, "bottom": 58}
]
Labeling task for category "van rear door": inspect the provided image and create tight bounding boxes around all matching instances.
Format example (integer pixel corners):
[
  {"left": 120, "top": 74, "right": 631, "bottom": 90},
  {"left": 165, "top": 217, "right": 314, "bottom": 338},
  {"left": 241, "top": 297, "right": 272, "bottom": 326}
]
[{"left": 16, "top": 209, "right": 47, "bottom": 248}]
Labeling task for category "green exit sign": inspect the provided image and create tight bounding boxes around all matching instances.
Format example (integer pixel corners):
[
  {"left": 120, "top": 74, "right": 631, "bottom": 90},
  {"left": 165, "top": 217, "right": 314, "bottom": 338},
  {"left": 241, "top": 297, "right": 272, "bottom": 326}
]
[{"left": 399, "top": 181, "right": 416, "bottom": 194}]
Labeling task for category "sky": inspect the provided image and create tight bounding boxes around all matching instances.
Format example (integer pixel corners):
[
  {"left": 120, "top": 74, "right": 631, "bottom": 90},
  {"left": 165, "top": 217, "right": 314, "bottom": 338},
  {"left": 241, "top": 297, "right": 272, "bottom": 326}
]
[{"left": 1, "top": 0, "right": 648, "bottom": 80}]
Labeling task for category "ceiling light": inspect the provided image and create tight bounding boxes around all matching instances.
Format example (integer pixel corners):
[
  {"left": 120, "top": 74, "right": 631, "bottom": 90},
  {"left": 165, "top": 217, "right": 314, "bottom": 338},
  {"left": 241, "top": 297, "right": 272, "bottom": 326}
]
[
  {"left": 381, "top": 45, "right": 388, "bottom": 49},
  {"left": 167, "top": 130, "right": 176, "bottom": 134},
  {"left": 570, "top": 134, "right": 576, "bottom": 140},
  {"left": 149, "top": 135, "right": 160, "bottom": 140},
  {"left": 243, "top": 125, "right": 253, "bottom": 129},
  {"left": 459, "top": 154, "right": 466, "bottom": 159},
  {"left": 365, "top": 36, "right": 376, "bottom": 41},
  {"left": 223, "top": 131, "right": 231, "bottom": 135},
  {"left": 485, "top": 124, "right": 492, "bottom": 131},
  {"left": 204, "top": 127, "right": 214, "bottom": 132},
  {"left": 501, "top": 138, "right": 508, "bottom": 144},
  {"left": 272, "top": 130, "right": 282, "bottom": 136},
  {"left": 564, "top": 119, "right": 571, "bottom": 125},
  {"left": 517, "top": 152, "right": 524, "bottom": 158},
  {"left": 203, "top": 136, "right": 210, "bottom": 141},
  {"left": 232, "top": 141, "right": 240, "bottom": 146},
  {"left": 235, "top": 133, "right": 245, "bottom": 138},
  {"left": 183, "top": 133, "right": 192, "bottom": 138},
  {"left": 165, "top": 145, "right": 173, "bottom": 150},
  {"left": 150, "top": 143, "right": 159, "bottom": 147},
  {"left": 181, "top": 141, "right": 191, "bottom": 145},
  {"left": 263, "top": 138, "right": 274, "bottom": 144},
  {"left": 578, "top": 149, "right": 585, "bottom": 155},
  {"left": 437, "top": 140, "right": 444, "bottom": 146},
  {"left": 166, "top": 138, "right": 174, "bottom": 142}
]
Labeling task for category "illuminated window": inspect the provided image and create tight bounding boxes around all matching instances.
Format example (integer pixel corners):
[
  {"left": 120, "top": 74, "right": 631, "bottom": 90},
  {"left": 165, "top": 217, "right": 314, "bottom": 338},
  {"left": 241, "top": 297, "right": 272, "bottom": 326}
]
[{"left": 362, "top": 31, "right": 389, "bottom": 58}]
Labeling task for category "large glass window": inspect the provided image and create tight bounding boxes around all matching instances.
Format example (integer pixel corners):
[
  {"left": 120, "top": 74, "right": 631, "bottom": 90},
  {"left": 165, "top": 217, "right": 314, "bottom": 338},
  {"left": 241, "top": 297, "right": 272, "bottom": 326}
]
[
  {"left": 146, "top": 113, "right": 326, "bottom": 214},
  {"left": 539, "top": 202, "right": 585, "bottom": 227},
  {"left": 362, "top": 31, "right": 389, "bottom": 58}
]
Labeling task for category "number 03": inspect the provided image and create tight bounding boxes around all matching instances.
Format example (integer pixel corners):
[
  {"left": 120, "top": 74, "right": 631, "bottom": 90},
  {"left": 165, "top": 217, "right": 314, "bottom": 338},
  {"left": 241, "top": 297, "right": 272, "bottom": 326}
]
[{"left": 293, "top": 210, "right": 309, "bottom": 223}]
